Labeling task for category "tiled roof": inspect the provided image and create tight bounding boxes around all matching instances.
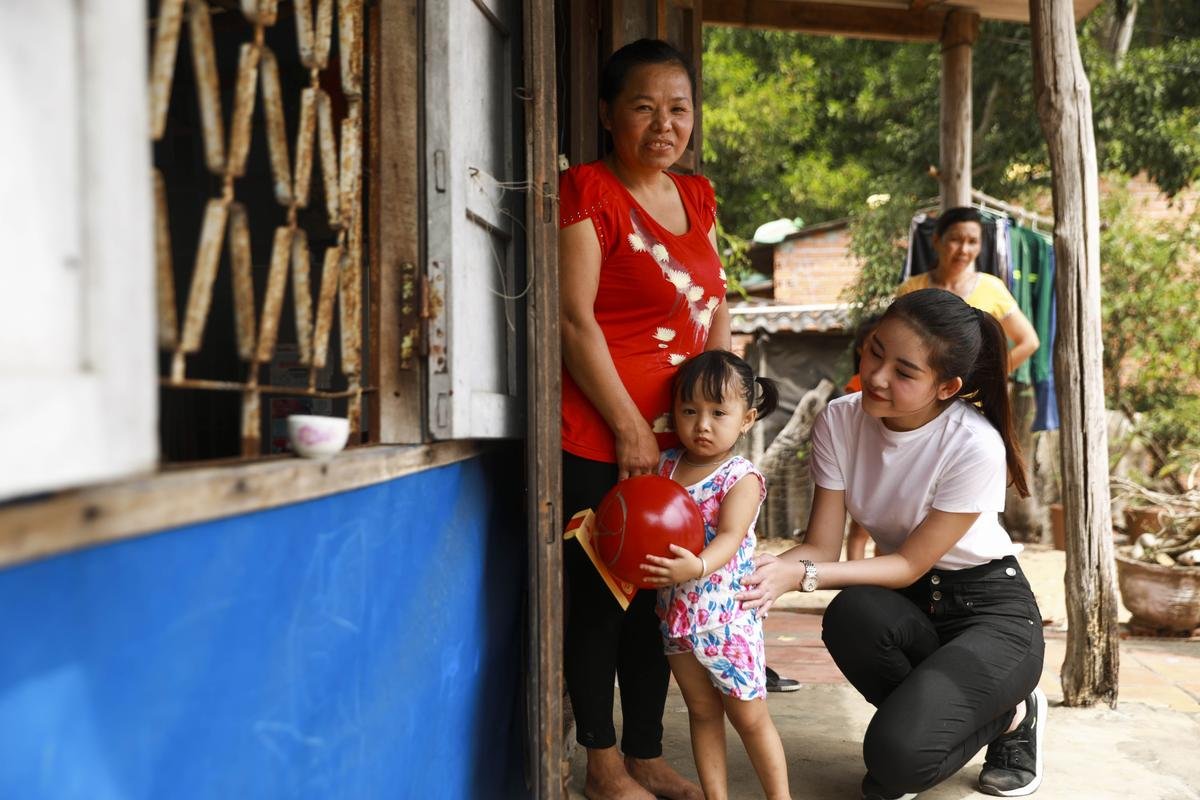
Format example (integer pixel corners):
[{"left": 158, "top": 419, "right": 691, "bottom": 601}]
[{"left": 728, "top": 303, "right": 851, "bottom": 334}]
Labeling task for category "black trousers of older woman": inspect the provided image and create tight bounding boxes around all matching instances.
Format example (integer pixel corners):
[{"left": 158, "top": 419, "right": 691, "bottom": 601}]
[
  {"left": 821, "top": 556, "right": 1045, "bottom": 795},
  {"left": 562, "top": 451, "right": 668, "bottom": 758}
]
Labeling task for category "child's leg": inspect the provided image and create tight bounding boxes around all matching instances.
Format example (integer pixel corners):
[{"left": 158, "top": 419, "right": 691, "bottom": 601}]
[
  {"left": 667, "top": 652, "right": 728, "bottom": 800},
  {"left": 723, "top": 695, "right": 790, "bottom": 800}
]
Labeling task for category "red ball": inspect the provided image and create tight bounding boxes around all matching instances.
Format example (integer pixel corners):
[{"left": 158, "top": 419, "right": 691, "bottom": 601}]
[{"left": 593, "top": 475, "right": 705, "bottom": 589}]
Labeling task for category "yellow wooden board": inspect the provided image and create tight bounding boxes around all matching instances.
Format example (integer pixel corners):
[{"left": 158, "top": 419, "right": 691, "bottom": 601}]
[{"left": 564, "top": 509, "right": 639, "bottom": 610}]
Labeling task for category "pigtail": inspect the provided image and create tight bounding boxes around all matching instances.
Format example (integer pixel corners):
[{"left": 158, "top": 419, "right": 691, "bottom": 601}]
[
  {"left": 753, "top": 377, "right": 779, "bottom": 418},
  {"left": 968, "top": 308, "right": 1030, "bottom": 498}
]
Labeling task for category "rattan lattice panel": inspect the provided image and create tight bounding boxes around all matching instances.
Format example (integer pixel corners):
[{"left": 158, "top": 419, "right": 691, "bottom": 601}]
[{"left": 150, "top": 0, "right": 364, "bottom": 457}]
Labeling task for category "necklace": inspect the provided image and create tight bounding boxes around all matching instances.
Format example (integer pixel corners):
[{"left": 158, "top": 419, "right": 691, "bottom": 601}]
[{"left": 682, "top": 452, "right": 730, "bottom": 468}]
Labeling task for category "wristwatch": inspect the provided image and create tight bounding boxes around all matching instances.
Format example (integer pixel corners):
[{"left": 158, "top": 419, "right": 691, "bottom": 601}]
[{"left": 799, "top": 560, "right": 819, "bottom": 593}]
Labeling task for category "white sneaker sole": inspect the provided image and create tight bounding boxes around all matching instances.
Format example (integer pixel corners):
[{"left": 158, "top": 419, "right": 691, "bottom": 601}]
[{"left": 988, "top": 687, "right": 1047, "bottom": 797}]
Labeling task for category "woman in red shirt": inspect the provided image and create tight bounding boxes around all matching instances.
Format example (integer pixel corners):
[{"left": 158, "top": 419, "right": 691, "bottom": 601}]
[{"left": 559, "top": 39, "right": 725, "bottom": 800}]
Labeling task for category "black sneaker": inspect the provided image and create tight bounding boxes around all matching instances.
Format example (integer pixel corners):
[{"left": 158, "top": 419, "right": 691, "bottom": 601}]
[
  {"left": 765, "top": 665, "right": 801, "bottom": 693},
  {"left": 978, "top": 687, "right": 1047, "bottom": 796},
  {"left": 861, "top": 773, "right": 917, "bottom": 800}
]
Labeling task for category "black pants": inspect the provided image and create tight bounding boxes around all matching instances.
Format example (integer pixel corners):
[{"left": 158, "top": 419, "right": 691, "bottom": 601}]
[
  {"left": 562, "top": 451, "right": 668, "bottom": 758},
  {"left": 821, "top": 556, "right": 1045, "bottom": 795}
]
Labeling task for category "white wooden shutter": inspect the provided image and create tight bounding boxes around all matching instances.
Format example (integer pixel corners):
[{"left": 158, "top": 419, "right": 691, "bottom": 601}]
[
  {"left": 0, "top": 1, "right": 156, "bottom": 501},
  {"left": 425, "top": 0, "right": 523, "bottom": 439}
]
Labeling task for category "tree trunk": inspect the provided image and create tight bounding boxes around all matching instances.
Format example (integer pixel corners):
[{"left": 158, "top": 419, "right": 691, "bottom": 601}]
[
  {"left": 1103, "top": 0, "right": 1138, "bottom": 67},
  {"left": 1029, "top": 0, "right": 1120, "bottom": 708},
  {"left": 939, "top": 10, "right": 978, "bottom": 210},
  {"left": 758, "top": 380, "right": 834, "bottom": 540}
]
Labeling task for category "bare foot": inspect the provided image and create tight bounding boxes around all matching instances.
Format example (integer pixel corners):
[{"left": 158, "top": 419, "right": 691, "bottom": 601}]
[
  {"left": 625, "top": 755, "right": 704, "bottom": 800},
  {"left": 584, "top": 747, "right": 655, "bottom": 800}
]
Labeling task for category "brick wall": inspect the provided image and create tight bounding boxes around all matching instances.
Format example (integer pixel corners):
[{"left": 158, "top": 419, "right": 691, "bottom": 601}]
[
  {"left": 1106, "top": 173, "right": 1200, "bottom": 224},
  {"left": 772, "top": 224, "right": 863, "bottom": 305}
]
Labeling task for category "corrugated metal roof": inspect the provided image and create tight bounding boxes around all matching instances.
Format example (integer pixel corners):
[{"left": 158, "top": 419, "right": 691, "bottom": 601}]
[{"left": 729, "top": 302, "right": 852, "bottom": 334}]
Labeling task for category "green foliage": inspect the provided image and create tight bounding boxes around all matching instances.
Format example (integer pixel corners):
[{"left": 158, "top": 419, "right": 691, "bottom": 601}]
[
  {"left": 1099, "top": 188, "right": 1200, "bottom": 478},
  {"left": 701, "top": 4, "right": 1200, "bottom": 237},
  {"left": 1090, "top": 38, "right": 1200, "bottom": 196},
  {"left": 841, "top": 193, "right": 929, "bottom": 323},
  {"left": 713, "top": 217, "right": 754, "bottom": 296},
  {"left": 701, "top": 28, "right": 941, "bottom": 237}
]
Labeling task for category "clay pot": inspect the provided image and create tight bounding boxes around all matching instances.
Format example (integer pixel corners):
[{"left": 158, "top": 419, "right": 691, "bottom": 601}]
[
  {"left": 1115, "top": 549, "right": 1200, "bottom": 634},
  {"left": 1124, "top": 505, "right": 1168, "bottom": 538}
]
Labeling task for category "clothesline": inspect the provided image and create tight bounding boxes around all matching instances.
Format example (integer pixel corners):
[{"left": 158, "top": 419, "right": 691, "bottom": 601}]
[
  {"left": 969, "top": 188, "right": 1054, "bottom": 231},
  {"left": 926, "top": 166, "right": 1055, "bottom": 229}
]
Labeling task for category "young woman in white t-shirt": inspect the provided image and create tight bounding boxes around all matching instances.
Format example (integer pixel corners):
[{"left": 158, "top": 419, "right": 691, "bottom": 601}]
[{"left": 738, "top": 288, "right": 1047, "bottom": 800}]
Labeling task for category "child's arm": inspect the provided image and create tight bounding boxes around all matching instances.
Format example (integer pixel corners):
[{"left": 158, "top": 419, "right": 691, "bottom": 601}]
[{"left": 639, "top": 474, "right": 761, "bottom": 587}]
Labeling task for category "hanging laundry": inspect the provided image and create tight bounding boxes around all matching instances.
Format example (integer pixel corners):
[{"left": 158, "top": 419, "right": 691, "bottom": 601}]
[
  {"left": 1007, "top": 223, "right": 1058, "bottom": 430},
  {"left": 1031, "top": 238, "right": 1058, "bottom": 432}
]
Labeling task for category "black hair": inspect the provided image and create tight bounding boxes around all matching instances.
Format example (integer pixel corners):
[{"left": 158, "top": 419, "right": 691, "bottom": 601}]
[
  {"left": 933, "top": 206, "right": 985, "bottom": 238},
  {"left": 883, "top": 289, "right": 1030, "bottom": 497},
  {"left": 599, "top": 39, "right": 696, "bottom": 105},
  {"left": 672, "top": 350, "right": 778, "bottom": 419},
  {"left": 851, "top": 314, "right": 884, "bottom": 372}
]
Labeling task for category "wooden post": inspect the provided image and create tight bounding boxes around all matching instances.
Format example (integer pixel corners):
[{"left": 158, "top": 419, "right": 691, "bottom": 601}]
[
  {"left": 374, "top": 0, "right": 424, "bottom": 442},
  {"left": 525, "top": 0, "right": 565, "bottom": 793},
  {"left": 939, "top": 10, "right": 977, "bottom": 210},
  {"left": 1029, "top": 0, "right": 1120, "bottom": 708}
]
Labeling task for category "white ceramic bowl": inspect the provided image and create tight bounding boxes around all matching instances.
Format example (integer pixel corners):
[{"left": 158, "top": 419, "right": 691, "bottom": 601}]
[{"left": 287, "top": 414, "right": 350, "bottom": 459}]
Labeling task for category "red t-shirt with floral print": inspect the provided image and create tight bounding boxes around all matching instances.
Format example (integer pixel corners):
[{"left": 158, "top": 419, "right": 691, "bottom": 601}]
[{"left": 559, "top": 161, "right": 725, "bottom": 463}]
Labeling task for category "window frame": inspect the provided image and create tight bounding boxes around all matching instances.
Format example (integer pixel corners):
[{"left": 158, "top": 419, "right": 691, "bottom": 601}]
[{"left": 0, "top": 0, "right": 157, "bottom": 503}]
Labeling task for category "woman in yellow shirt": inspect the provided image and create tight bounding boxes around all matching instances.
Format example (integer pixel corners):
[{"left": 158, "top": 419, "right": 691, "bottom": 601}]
[{"left": 897, "top": 207, "right": 1039, "bottom": 372}]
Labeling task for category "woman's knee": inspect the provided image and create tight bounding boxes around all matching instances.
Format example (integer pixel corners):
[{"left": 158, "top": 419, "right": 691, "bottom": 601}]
[
  {"left": 822, "top": 586, "right": 906, "bottom": 652},
  {"left": 862, "top": 719, "right": 939, "bottom": 793}
]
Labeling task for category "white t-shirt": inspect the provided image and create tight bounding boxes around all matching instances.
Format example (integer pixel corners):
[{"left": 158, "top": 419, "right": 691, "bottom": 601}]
[{"left": 810, "top": 394, "right": 1019, "bottom": 570}]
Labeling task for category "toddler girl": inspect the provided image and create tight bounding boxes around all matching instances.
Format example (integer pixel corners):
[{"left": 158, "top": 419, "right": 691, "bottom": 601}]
[{"left": 640, "top": 349, "right": 789, "bottom": 800}]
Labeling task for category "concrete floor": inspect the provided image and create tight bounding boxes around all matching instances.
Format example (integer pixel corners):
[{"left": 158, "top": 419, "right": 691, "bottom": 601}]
[{"left": 567, "top": 545, "right": 1200, "bottom": 799}]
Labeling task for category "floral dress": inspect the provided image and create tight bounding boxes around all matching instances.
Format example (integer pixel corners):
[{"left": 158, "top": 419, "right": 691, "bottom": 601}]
[{"left": 655, "top": 448, "right": 768, "bottom": 699}]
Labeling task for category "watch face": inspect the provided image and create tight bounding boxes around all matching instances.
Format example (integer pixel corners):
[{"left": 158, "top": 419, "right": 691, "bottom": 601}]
[{"left": 801, "top": 561, "right": 817, "bottom": 592}]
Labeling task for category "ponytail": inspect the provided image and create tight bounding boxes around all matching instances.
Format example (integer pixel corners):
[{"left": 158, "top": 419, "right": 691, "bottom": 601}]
[
  {"left": 884, "top": 290, "right": 1030, "bottom": 498},
  {"left": 969, "top": 308, "right": 1030, "bottom": 498}
]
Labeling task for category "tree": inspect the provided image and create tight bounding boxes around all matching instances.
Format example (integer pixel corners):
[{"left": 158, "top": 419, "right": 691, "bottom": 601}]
[
  {"left": 702, "top": 2, "right": 1200, "bottom": 237},
  {"left": 1099, "top": 190, "right": 1200, "bottom": 484}
]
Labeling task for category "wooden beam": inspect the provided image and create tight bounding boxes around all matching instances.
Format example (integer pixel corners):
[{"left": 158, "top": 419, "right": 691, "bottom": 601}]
[
  {"left": 690, "top": 0, "right": 703, "bottom": 170},
  {"left": 375, "top": 0, "right": 424, "bottom": 442},
  {"left": 1030, "top": 0, "right": 1120, "bottom": 708},
  {"left": 702, "top": 0, "right": 947, "bottom": 43},
  {"left": 939, "top": 10, "right": 977, "bottom": 209},
  {"left": 567, "top": 0, "right": 600, "bottom": 165},
  {"left": 0, "top": 442, "right": 484, "bottom": 569},
  {"left": 909, "top": 0, "right": 935, "bottom": 11},
  {"left": 524, "top": 0, "right": 564, "bottom": 794}
]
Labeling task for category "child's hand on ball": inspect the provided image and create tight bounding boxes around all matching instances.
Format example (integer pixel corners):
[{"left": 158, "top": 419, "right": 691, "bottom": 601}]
[{"left": 640, "top": 544, "right": 705, "bottom": 586}]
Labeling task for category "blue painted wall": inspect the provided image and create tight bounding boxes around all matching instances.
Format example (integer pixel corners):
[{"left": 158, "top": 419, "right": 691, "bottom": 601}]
[{"left": 0, "top": 453, "right": 529, "bottom": 799}]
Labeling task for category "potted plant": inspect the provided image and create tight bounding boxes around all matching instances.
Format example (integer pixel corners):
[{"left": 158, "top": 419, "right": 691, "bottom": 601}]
[{"left": 1111, "top": 477, "right": 1200, "bottom": 635}]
